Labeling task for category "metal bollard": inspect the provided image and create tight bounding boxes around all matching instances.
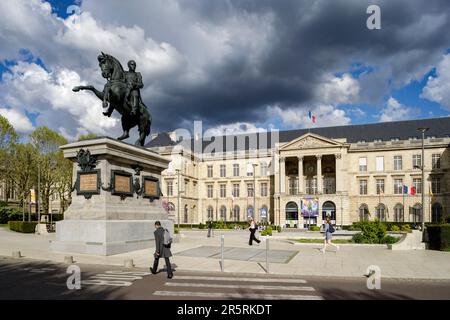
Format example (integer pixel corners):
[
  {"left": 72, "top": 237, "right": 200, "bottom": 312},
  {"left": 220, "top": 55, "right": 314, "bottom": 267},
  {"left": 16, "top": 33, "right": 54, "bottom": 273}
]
[
  {"left": 266, "top": 238, "right": 269, "bottom": 274},
  {"left": 221, "top": 235, "right": 224, "bottom": 272},
  {"left": 12, "top": 251, "right": 22, "bottom": 258},
  {"left": 64, "top": 256, "right": 74, "bottom": 264},
  {"left": 124, "top": 259, "right": 134, "bottom": 268}
]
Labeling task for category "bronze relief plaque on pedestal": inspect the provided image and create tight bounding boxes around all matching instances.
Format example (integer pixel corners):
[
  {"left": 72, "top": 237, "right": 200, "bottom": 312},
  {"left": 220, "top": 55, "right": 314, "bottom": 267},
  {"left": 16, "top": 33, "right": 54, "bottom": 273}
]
[
  {"left": 76, "top": 170, "right": 100, "bottom": 198},
  {"left": 112, "top": 170, "right": 133, "bottom": 197},
  {"left": 142, "top": 176, "right": 160, "bottom": 200}
]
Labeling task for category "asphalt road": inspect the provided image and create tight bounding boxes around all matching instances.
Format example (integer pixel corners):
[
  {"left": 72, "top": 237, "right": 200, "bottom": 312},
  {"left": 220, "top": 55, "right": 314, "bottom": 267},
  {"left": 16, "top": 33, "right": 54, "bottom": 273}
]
[{"left": 0, "top": 256, "right": 449, "bottom": 300}]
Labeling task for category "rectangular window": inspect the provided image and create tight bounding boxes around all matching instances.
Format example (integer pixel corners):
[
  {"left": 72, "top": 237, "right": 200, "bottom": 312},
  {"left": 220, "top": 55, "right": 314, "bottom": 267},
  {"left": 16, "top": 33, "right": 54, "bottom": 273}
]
[
  {"left": 394, "top": 179, "right": 403, "bottom": 194},
  {"left": 413, "top": 154, "right": 422, "bottom": 168},
  {"left": 359, "top": 180, "right": 368, "bottom": 195},
  {"left": 413, "top": 178, "right": 422, "bottom": 194},
  {"left": 260, "top": 163, "right": 268, "bottom": 176},
  {"left": 432, "top": 154, "right": 441, "bottom": 169},
  {"left": 376, "top": 156, "right": 384, "bottom": 171},
  {"left": 376, "top": 179, "right": 385, "bottom": 194},
  {"left": 166, "top": 181, "right": 173, "bottom": 196},
  {"left": 432, "top": 177, "right": 441, "bottom": 194},
  {"left": 207, "top": 184, "right": 213, "bottom": 198},
  {"left": 394, "top": 156, "right": 402, "bottom": 171},
  {"left": 207, "top": 165, "right": 213, "bottom": 178},
  {"left": 220, "top": 164, "right": 226, "bottom": 177},
  {"left": 247, "top": 183, "right": 254, "bottom": 197},
  {"left": 359, "top": 157, "right": 367, "bottom": 172},
  {"left": 246, "top": 163, "right": 254, "bottom": 176},
  {"left": 233, "top": 183, "right": 240, "bottom": 197},
  {"left": 289, "top": 178, "right": 298, "bottom": 195},
  {"left": 233, "top": 164, "right": 239, "bottom": 177},
  {"left": 261, "top": 182, "right": 268, "bottom": 197},
  {"left": 220, "top": 184, "right": 226, "bottom": 198}
]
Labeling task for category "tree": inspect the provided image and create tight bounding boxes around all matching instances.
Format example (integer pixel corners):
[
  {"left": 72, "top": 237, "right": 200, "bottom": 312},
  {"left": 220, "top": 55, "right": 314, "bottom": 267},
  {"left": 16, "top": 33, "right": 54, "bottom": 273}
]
[
  {"left": 9, "top": 143, "right": 37, "bottom": 220},
  {"left": 0, "top": 115, "right": 18, "bottom": 203},
  {"left": 29, "top": 127, "right": 68, "bottom": 214},
  {"left": 54, "top": 152, "right": 73, "bottom": 213},
  {"left": 77, "top": 133, "right": 97, "bottom": 141}
]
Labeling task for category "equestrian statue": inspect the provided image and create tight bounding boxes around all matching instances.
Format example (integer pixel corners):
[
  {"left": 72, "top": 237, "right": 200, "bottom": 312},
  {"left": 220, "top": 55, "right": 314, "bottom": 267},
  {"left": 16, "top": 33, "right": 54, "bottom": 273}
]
[{"left": 73, "top": 52, "right": 152, "bottom": 146}]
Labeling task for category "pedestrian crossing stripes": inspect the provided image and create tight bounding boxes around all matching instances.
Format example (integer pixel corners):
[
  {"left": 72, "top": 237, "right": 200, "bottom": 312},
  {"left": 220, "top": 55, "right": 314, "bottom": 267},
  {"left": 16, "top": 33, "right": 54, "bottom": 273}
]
[
  {"left": 164, "top": 282, "right": 315, "bottom": 291},
  {"left": 153, "top": 291, "right": 323, "bottom": 300},
  {"left": 172, "top": 275, "right": 307, "bottom": 283},
  {"left": 153, "top": 274, "right": 323, "bottom": 300}
]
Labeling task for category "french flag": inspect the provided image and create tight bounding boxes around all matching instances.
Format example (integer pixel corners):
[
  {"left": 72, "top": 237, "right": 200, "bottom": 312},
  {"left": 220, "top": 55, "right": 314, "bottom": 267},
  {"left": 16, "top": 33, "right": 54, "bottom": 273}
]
[{"left": 308, "top": 110, "right": 316, "bottom": 124}]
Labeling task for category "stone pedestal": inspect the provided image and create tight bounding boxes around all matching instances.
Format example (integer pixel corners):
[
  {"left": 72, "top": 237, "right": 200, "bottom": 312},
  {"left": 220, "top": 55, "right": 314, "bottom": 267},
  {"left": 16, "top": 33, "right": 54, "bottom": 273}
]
[{"left": 50, "top": 137, "right": 173, "bottom": 256}]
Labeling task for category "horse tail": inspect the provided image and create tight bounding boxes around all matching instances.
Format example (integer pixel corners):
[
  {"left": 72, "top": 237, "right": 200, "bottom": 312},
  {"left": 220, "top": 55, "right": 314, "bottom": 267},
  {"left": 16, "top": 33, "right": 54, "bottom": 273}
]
[{"left": 140, "top": 102, "right": 151, "bottom": 137}]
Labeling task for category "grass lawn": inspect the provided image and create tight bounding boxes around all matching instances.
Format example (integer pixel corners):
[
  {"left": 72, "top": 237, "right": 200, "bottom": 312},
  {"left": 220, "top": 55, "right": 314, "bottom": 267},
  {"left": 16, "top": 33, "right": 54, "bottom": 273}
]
[
  {"left": 289, "top": 238, "right": 354, "bottom": 244},
  {"left": 0, "top": 224, "right": 8, "bottom": 228}
]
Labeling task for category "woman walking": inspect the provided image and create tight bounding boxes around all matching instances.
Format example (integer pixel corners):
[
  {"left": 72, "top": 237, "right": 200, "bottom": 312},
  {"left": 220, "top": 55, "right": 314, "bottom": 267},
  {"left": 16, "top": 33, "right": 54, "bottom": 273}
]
[
  {"left": 248, "top": 217, "right": 261, "bottom": 245},
  {"left": 320, "top": 217, "right": 339, "bottom": 253}
]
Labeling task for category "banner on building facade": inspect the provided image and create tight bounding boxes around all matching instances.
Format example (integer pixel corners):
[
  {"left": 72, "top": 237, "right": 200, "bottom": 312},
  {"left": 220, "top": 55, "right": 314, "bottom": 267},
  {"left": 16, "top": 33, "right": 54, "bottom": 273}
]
[
  {"left": 301, "top": 197, "right": 319, "bottom": 217},
  {"left": 30, "top": 189, "right": 36, "bottom": 204}
]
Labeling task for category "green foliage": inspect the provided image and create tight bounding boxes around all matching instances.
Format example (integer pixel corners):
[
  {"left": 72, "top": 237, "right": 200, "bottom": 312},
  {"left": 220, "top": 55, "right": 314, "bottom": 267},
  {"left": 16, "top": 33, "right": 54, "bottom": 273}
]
[
  {"left": 0, "top": 115, "right": 18, "bottom": 150},
  {"left": 77, "top": 133, "right": 98, "bottom": 141},
  {"left": 351, "top": 220, "right": 387, "bottom": 244},
  {"left": 198, "top": 222, "right": 205, "bottom": 229},
  {"left": 382, "top": 235, "right": 400, "bottom": 244},
  {"left": 174, "top": 228, "right": 179, "bottom": 234},
  {"left": 277, "top": 225, "right": 282, "bottom": 233},
  {"left": 401, "top": 224, "right": 411, "bottom": 232},
  {"left": 0, "top": 201, "right": 7, "bottom": 208},
  {"left": 8, "top": 221, "right": 38, "bottom": 233},
  {"left": 426, "top": 224, "right": 450, "bottom": 251},
  {"left": 261, "top": 226, "right": 273, "bottom": 236},
  {"left": 390, "top": 225, "right": 400, "bottom": 232},
  {"left": 309, "top": 225, "right": 321, "bottom": 231},
  {"left": 0, "top": 207, "right": 23, "bottom": 224}
]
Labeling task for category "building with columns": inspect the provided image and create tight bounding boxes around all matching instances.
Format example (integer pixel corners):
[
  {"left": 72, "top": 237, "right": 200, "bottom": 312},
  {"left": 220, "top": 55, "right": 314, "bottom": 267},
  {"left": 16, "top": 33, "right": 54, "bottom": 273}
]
[{"left": 146, "top": 117, "right": 450, "bottom": 228}]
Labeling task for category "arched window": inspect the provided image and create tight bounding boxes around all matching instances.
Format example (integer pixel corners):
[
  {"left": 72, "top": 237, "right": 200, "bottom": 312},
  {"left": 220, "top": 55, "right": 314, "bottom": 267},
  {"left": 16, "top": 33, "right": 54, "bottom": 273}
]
[
  {"left": 359, "top": 204, "right": 369, "bottom": 221},
  {"left": 376, "top": 203, "right": 386, "bottom": 221},
  {"left": 322, "top": 201, "right": 336, "bottom": 220},
  {"left": 168, "top": 202, "right": 175, "bottom": 212},
  {"left": 207, "top": 206, "right": 214, "bottom": 220},
  {"left": 285, "top": 202, "right": 298, "bottom": 221},
  {"left": 394, "top": 204, "right": 404, "bottom": 222},
  {"left": 233, "top": 205, "right": 240, "bottom": 221},
  {"left": 220, "top": 206, "right": 227, "bottom": 221},
  {"left": 412, "top": 203, "right": 422, "bottom": 223},
  {"left": 432, "top": 203, "right": 443, "bottom": 223},
  {"left": 184, "top": 205, "right": 188, "bottom": 223}
]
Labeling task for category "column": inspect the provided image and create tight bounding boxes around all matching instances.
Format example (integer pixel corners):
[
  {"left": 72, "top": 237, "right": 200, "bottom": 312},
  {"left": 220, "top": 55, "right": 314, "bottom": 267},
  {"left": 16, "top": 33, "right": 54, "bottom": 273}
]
[
  {"left": 280, "top": 157, "right": 286, "bottom": 194},
  {"left": 317, "top": 155, "right": 322, "bottom": 194},
  {"left": 298, "top": 156, "right": 303, "bottom": 194},
  {"left": 335, "top": 153, "right": 342, "bottom": 193}
]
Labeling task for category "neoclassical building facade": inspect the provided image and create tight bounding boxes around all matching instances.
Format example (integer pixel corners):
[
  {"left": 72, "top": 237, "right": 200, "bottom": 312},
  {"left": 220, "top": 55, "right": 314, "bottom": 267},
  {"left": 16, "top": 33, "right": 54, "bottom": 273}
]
[{"left": 146, "top": 117, "right": 450, "bottom": 228}]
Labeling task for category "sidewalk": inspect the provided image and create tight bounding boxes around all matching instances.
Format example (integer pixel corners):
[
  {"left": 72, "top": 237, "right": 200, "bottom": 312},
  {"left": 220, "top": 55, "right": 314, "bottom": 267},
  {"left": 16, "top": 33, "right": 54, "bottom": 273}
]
[{"left": 0, "top": 227, "right": 449, "bottom": 280}]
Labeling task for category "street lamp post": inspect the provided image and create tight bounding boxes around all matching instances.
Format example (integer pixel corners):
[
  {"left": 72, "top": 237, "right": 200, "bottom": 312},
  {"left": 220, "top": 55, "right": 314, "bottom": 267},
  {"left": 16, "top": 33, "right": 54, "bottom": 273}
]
[
  {"left": 176, "top": 169, "right": 180, "bottom": 230},
  {"left": 417, "top": 127, "right": 429, "bottom": 234}
]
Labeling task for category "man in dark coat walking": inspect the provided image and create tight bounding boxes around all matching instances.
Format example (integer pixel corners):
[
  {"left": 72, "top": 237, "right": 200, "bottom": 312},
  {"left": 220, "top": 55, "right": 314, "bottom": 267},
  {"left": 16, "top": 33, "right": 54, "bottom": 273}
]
[{"left": 150, "top": 221, "right": 173, "bottom": 279}]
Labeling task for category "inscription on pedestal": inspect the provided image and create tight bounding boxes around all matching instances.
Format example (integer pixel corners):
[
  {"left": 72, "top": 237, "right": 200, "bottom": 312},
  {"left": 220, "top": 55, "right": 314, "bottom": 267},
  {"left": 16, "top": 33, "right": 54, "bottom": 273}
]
[
  {"left": 76, "top": 170, "right": 100, "bottom": 199},
  {"left": 112, "top": 170, "right": 133, "bottom": 198},
  {"left": 142, "top": 176, "right": 160, "bottom": 200}
]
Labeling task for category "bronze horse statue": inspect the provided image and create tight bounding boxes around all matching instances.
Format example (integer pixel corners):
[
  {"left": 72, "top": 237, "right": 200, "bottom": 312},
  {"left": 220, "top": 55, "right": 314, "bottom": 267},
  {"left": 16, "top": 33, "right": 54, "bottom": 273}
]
[{"left": 73, "top": 52, "right": 151, "bottom": 146}]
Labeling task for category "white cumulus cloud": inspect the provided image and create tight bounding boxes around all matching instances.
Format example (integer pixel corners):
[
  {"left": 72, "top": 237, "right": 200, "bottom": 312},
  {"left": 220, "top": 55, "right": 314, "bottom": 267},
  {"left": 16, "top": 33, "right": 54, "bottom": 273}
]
[
  {"left": 421, "top": 54, "right": 450, "bottom": 111},
  {"left": 0, "top": 107, "right": 33, "bottom": 133},
  {"left": 379, "top": 97, "right": 418, "bottom": 122}
]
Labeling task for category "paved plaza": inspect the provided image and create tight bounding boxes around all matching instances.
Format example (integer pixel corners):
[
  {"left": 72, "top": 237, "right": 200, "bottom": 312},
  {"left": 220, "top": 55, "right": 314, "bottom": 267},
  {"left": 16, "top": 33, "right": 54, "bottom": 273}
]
[{"left": 1, "top": 227, "right": 450, "bottom": 279}]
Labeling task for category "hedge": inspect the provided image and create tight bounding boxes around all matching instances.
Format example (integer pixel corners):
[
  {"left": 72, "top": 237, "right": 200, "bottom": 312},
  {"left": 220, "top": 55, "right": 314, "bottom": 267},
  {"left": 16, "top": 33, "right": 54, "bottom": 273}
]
[
  {"left": 426, "top": 224, "right": 450, "bottom": 251},
  {"left": 6, "top": 212, "right": 64, "bottom": 223},
  {"left": 8, "top": 221, "right": 38, "bottom": 233}
]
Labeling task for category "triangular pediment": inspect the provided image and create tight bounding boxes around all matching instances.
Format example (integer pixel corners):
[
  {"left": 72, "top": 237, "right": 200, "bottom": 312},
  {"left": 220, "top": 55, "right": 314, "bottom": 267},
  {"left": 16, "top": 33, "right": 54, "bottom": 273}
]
[{"left": 280, "top": 133, "right": 343, "bottom": 150}]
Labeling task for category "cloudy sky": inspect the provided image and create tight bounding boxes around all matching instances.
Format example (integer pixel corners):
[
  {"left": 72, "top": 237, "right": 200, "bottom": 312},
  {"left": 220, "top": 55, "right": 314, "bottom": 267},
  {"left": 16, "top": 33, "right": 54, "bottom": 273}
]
[{"left": 0, "top": 0, "right": 449, "bottom": 141}]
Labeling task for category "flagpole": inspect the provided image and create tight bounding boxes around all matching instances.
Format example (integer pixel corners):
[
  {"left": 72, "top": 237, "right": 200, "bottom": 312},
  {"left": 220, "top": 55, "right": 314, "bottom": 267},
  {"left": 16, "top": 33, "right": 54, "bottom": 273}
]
[{"left": 402, "top": 185, "right": 405, "bottom": 223}]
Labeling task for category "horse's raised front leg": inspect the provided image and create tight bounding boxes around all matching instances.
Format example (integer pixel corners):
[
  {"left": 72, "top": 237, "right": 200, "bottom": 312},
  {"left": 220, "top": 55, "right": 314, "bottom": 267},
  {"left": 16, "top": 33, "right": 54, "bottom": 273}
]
[{"left": 72, "top": 85, "right": 104, "bottom": 101}]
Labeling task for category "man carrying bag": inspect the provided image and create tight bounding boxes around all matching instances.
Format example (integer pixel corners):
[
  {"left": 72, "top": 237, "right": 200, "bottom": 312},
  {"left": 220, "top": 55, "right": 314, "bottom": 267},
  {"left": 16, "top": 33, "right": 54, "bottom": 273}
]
[{"left": 150, "top": 221, "right": 174, "bottom": 279}]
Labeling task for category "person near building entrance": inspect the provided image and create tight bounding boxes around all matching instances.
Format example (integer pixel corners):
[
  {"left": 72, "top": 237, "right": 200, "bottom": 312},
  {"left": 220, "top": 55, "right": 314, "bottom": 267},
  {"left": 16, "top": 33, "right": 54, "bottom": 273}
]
[
  {"left": 248, "top": 217, "right": 261, "bottom": 245},
  {"left": 207, "top": 220, "right": 213, "bottom": 237},
  {"left": 320, "top": 217, "right": 339, "bottom": 253},
  {"left": 150, "top": 221, "right": 173, "bottom": 279}
]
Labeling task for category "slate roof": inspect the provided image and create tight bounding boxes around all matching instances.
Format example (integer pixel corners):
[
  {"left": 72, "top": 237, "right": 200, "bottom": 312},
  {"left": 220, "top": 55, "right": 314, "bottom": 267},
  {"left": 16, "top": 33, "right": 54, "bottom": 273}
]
[{"left": 145, "top": 116, "right": 450, "bottom": 152}]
